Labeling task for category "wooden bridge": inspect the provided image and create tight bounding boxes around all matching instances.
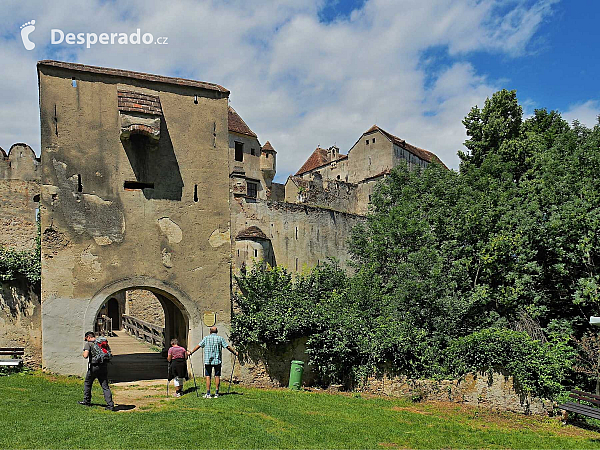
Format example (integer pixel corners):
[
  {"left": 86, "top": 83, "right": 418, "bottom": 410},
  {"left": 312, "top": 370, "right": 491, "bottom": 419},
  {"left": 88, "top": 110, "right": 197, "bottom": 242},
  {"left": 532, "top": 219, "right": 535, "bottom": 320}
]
[{"left": 108, "top": 329, "right": 167, "bottom": 383}]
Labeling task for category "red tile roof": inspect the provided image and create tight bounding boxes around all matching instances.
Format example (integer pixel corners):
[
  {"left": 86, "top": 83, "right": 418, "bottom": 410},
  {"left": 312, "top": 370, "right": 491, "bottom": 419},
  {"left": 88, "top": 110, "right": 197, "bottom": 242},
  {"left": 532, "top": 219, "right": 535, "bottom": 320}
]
[
  {"left": 295, "top": 148, "right": 329, "bottom": 175},
  {"left": 295, "top": 148, "right": 348, "bottom": 176},
  {"left": 37, "top": 60, "right": 229, "bottom": 93},
  {"left": 261, "top": 141, "right": 276, "bottom": 152},
  {"left": 365, "top": 125, "right": 447, "bottom": 168},
  {"left": 228, "top": 106, "right": 257, "bottom": 138}
]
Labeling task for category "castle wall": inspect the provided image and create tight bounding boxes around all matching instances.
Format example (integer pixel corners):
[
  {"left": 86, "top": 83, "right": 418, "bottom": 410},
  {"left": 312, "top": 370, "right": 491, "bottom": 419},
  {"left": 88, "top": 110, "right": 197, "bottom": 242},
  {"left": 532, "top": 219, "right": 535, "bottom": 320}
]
[
  {"left": 232, "top": 198, "right": 363, "bottom": 273},
  {"left": 38, "top": 62, "right": 232, "bottom": 376},
  {"left": 0, "top": 278, "right": 41, "bottom": 367},
  {"left": 0, "top": 179, "right": 40, "bottom": 251},
  {"left": 285, "top": 177, "right": 361, "bottom": 215},
  {"left": 7, "top": 144, "right": 41, "bottom": 181}
]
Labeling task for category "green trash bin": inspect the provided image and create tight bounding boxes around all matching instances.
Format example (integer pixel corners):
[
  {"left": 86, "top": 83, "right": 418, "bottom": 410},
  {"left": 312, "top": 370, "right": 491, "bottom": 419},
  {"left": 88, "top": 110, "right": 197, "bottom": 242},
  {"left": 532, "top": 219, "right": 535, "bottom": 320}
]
[{"left": 288, "top": 360, "right": 305, "bottom": 390}]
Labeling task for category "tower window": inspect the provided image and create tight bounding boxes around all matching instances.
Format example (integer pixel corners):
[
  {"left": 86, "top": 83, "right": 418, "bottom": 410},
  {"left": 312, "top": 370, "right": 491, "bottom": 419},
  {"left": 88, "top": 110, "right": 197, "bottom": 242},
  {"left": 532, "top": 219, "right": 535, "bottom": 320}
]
[
  {"left": 235, "top": 142, "right": 243, "bottom": 162},
  {"left": 365, "top": 140, "right": 369, "bottom": 145},
  {"left": 251, "top": 148, "right": 256, "bottom": 156}
]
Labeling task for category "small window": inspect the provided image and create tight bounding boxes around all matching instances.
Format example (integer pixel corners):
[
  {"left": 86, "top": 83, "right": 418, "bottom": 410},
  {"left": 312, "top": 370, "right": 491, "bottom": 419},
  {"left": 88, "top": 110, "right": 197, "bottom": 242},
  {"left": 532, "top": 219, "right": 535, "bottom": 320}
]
[
  {"left": 235, "top": 142, "right": 243, "bottom": 162},
  {"left": 254, "top": 249, "right": 258, "bottom": 258},
  {"left": 251, "top": 148, "right": 256, "bottom": 156},
  {"left": 295, "top": 258, "right": 298, "bottom": 271},
  {"left": 247, "top": 182, "right": 257, "bottom": 198},
  {"left": 365, "top": 140, "right": 369, "bottom": 145},
  {"left": 295, "top": 227, "right": 298, "bottom": 240},
  {"left": 194, "top": 184, "right": 198, "bottom": 202},
  {"left": 372, "top": 138, "right": 375, "bottom": 143},
  {"left": 71, "top": 78, "right": 77, "bottom": 87}
]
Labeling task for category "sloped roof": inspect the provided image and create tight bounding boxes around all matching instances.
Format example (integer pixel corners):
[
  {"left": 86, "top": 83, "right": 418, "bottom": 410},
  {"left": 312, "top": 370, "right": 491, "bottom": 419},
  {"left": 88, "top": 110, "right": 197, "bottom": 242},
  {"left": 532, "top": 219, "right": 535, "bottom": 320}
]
[
  {"left": 296, "top": 147, "right": 329, "bottom": 175},
  {"left": 228, "top": 106, "right": 257, "bottom": 138},
  {"left": 261, "top": 141, "right": 276, "bottom": 153},
  {"left": 295, "top": 147, "right": 347, "bottom": 176},
  {"left": 235, "top": 226, "right": 269, "bottom": 241},
  {"left": 364, "top": 125, "right": 447, "bottom": 168},
  {"left": 37, "top": 60, "right": 229, "bottom": 93}
]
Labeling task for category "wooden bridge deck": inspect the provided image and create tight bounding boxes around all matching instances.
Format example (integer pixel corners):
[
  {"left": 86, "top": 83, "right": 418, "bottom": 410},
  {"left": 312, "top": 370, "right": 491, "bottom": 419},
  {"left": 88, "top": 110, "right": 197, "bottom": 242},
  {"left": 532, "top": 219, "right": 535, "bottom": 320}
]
[{"left": 107, "top": 331, "right": 168, "bottom": 383}]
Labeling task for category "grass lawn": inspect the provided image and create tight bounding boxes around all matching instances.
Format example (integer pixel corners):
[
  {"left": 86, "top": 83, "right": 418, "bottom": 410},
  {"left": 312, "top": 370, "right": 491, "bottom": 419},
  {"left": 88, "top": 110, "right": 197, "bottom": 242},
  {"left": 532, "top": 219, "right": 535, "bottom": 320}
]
[{"left": 1, "top": 372, "right": 600, "bottom": 449}]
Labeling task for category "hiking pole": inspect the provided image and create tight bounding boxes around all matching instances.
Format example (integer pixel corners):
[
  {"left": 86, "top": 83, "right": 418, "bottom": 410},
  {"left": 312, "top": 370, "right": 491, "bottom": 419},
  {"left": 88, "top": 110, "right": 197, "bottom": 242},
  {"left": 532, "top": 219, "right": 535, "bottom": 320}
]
[
  {"left": 227, "top": 355, "right": 237, "bottom": 394},
  {"left": 189, "top": 355, "right": 199, "bottom": 397},
  {"left": 167, "top": 361, "right": 170, "bottom": 398}
]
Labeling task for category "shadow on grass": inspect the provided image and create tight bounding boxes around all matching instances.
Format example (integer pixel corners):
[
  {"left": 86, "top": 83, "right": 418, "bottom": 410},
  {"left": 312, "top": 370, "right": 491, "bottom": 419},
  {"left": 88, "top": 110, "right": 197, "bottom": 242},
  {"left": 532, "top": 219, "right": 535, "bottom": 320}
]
[
  {"left": 114, "top": 404, "right": 136, "bottom": 411},
  {"left": 79, "top": 402, "right": 136, "bottom": 411},
  {"left": 568, "top": 416, "right": 600, "bottom": 434}
]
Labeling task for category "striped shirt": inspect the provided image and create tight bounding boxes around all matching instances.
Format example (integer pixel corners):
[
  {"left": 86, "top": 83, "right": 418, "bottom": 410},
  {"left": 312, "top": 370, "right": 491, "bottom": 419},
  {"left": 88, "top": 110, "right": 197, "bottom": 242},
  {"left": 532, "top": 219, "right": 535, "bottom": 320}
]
[
  {"left": 168, "top": 345, "right": 186, "bottom": 359},
  {"left": 199, "top": 334, "right": 228, "bottom": 365}
]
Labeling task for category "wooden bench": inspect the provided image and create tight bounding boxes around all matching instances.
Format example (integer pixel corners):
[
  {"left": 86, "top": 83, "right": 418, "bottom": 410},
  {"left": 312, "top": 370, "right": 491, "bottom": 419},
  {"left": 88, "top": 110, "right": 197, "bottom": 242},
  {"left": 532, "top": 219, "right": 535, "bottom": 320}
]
[
  {"left": 558, "top": 389, "right": 600, "bottom": 420},
  {"left": 0, "top": 347, "right": 25, "bottom": 368}
]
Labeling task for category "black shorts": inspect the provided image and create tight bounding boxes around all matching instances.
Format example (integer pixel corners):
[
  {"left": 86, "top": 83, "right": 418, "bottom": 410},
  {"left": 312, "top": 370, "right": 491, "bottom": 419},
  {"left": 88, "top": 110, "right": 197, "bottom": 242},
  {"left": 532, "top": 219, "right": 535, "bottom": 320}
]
[{"left": 205, "top": 364, "right": 222, "bottom": 377}]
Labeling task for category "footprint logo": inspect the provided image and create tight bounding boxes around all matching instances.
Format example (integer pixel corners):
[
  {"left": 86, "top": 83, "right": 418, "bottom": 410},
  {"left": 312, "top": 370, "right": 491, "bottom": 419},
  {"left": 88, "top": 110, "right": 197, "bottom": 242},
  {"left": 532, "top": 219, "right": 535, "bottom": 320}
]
[{"left": 20, "top": 20, "right": 36, "bottom": 50}]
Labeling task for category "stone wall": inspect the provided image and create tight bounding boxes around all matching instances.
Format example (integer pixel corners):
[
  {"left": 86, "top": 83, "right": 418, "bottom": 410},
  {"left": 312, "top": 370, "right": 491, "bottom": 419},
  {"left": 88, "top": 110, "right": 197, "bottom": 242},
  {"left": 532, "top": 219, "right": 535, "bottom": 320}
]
[
  {"left": 236, "top": 337, "right": 316, "bottom": 388},
  {"left": 285, "top": 176, "right": 361, "bottom": 214},
  {"left": 126, "top": 289, "right": 165, "bottom": 326},
  {"left": 359, "top": 373, "right": 553, "bottom": 415},
  {"left": 0, "top": 278, "right": 41, "bottom": 367},
  {"left": 232, "top": 197, "right": 364, "bottom": 273},
  {"left": 0, "top": 179, "right": 40, "bottom": 251}
]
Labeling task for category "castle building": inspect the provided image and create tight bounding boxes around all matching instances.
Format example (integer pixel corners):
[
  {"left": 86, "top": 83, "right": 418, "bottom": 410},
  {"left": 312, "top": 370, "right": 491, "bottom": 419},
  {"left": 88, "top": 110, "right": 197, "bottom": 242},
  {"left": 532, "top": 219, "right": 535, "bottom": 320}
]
[{"left": 0, "top": 61, "right": 445, "bottom": 377}]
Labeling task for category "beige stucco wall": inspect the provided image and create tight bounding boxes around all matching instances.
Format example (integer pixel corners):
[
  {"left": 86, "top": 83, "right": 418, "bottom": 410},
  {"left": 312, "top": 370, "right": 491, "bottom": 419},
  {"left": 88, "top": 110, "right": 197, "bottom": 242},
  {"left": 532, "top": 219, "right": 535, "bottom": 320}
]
[
  {"left": 392, "top": 143, "right": 428, "bottom": 171},
  {"left": 346, "top": 130, "right": 394, "bottom": 183},
  {"left": 38, "top": 64, "right": 232, "bottom": 376}
]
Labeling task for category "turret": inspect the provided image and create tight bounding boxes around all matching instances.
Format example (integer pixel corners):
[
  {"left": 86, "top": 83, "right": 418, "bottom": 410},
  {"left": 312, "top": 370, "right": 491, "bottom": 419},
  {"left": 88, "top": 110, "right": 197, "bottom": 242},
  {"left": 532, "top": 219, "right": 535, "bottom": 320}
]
[{"left": 260, "top": 141, "right": 276, "bottom": 187}]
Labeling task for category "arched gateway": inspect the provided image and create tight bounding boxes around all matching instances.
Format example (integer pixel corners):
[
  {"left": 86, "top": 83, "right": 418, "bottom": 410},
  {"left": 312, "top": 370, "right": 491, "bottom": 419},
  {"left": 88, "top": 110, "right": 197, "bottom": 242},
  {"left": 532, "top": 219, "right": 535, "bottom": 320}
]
[{"left": 38, "top": 61, "right": 233, "bottom": 377}]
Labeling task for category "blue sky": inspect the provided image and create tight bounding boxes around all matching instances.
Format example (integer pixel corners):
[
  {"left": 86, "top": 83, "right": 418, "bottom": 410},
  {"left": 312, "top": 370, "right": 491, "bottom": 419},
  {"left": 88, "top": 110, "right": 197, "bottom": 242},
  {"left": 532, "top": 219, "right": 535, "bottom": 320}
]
[{"left": 0, "top": 0, "right": 597, "bottom": 182}]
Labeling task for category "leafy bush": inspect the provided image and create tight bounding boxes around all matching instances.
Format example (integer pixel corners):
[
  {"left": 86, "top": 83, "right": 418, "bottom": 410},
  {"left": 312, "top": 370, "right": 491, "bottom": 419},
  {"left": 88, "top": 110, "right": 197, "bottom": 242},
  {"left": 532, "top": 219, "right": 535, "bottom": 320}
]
[
  {"left": 0, "top": 220, "right": 40, "bottom": 285},
  {"left": 446, "top": 328, "right": 575, "bottom": 398}
]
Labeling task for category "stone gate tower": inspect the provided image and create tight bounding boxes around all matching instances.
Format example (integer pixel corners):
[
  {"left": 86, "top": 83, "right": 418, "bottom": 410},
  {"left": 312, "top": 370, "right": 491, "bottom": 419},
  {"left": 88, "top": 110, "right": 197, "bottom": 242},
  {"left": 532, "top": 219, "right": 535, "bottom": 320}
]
[{"left": 38, "top": 61, "right": 232, "bottom": 375}]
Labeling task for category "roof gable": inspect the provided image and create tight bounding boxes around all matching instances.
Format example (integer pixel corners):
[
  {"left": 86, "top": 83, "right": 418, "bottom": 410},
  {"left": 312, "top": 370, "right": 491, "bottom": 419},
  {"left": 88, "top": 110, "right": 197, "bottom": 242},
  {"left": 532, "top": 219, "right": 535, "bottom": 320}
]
[{"left": 228, "top": 106, "right": 257, "bottom": 138}]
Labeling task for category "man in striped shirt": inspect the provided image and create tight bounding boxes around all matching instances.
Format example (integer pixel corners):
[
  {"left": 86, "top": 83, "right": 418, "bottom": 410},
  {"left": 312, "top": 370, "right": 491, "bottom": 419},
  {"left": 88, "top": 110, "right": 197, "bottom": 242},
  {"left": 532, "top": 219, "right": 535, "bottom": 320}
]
[{"left": 188, "top": 326, "right": 238, "bottom": 398}]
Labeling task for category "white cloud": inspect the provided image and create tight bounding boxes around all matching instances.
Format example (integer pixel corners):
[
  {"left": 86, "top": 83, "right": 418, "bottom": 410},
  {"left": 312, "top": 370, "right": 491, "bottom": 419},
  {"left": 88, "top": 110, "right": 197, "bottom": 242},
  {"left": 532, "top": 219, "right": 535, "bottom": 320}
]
[
  {"left": 0, "top": 0, "right": 558, "bottom": 178},
  {"left": 562, "top": 100, "right": 600, "bottom": 128}
]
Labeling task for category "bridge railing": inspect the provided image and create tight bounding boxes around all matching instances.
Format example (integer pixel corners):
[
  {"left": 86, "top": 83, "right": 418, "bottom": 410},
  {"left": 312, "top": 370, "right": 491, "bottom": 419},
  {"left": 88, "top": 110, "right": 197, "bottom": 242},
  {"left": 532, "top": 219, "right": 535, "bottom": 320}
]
[{"left": 122, "top": 314, "right": 165, "bottom": 348}]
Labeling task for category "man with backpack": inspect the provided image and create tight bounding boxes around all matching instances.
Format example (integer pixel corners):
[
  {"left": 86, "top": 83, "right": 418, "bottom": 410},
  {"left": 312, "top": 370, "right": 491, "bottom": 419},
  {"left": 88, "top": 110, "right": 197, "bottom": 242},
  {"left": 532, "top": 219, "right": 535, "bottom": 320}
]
[{"left": 79, "top": 331, "right": 115, "bottom": 411}]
